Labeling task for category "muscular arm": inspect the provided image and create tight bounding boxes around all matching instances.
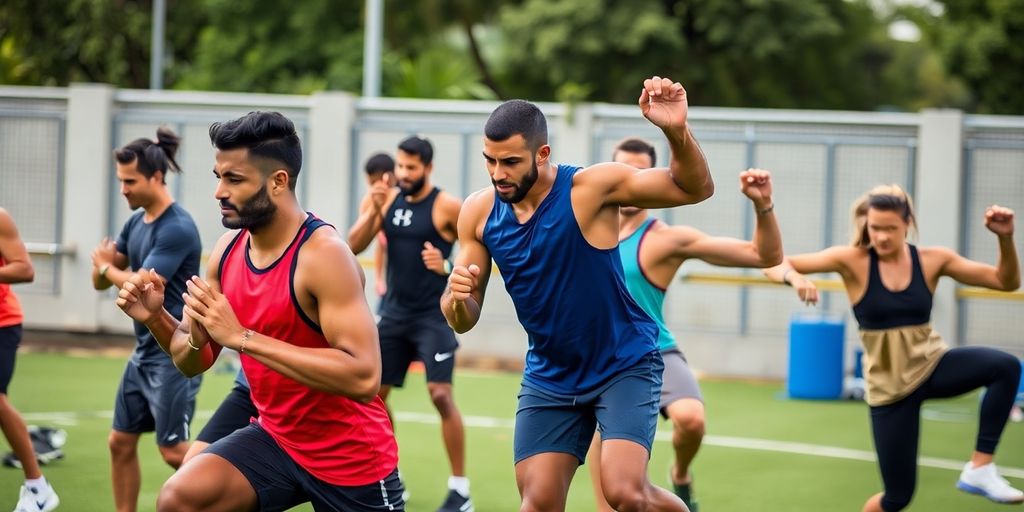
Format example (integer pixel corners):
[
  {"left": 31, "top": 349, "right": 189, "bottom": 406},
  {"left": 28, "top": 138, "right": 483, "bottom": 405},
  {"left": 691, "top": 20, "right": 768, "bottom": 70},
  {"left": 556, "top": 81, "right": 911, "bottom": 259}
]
[
  {"left": 0, "top": 209, "right": 33, "bottom": 284},
  {"left": 441, "top": 190, "right": 493, "bottom": 333},
  {"left": 169, "top": 232, "right": 234, "bottom": 376},
  {"left": 233, "top": 233, "right": 382, "bottom": 401},
  {"left": 937, "top": 238, "right": 1020, "bottom": 291}
]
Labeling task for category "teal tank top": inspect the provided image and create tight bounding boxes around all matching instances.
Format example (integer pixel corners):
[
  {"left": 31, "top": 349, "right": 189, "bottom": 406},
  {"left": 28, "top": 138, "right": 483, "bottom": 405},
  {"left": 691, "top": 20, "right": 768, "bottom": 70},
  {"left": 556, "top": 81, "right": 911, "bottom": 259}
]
[{"left": 619, "top": 217, "right": 677, "bottom": 351}]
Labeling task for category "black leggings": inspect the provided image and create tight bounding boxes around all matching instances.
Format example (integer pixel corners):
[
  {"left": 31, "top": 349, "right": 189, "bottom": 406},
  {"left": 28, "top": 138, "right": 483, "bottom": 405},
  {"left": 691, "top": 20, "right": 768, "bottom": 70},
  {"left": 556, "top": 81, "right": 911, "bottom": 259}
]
[{"left": 871, "top": 346, "right": 1021, "bottom": 511}]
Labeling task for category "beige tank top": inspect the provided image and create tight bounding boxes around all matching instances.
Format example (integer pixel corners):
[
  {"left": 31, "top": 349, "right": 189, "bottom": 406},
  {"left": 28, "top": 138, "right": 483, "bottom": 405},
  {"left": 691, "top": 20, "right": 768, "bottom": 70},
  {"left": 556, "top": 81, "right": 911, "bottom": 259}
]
[{"left": 859, "top": 324, "right": 948, "bottom": 406}]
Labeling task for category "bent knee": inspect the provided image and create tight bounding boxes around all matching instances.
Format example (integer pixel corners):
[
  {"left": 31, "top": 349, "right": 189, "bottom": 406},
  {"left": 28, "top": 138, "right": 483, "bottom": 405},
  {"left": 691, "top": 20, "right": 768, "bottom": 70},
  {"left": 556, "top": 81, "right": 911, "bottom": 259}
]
[
  {"left": 157, "top": 477, "right": 199, "bottom": 512},
  {"left": 671, "top": 411, "right": 706, "bottom": 437},
  {"left": 604, "top": 488, "right": 650, "bottom": 512}
]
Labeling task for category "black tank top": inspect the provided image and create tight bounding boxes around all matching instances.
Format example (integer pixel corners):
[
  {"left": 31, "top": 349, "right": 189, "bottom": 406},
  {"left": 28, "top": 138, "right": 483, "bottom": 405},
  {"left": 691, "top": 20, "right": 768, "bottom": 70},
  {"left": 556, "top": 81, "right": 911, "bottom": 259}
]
[
  {"left": 852, "top": 245, "right": 933, "bottom": 330},
  {"left": 380, "top": 187, "right": 453, "bottom": 318}
]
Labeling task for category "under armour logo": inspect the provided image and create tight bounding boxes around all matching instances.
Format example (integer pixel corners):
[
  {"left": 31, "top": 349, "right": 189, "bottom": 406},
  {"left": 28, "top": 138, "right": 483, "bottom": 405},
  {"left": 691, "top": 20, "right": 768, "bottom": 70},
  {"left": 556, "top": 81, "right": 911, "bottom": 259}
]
[{"left": 392, "top": 209, "right": 413, "bottom": 227}]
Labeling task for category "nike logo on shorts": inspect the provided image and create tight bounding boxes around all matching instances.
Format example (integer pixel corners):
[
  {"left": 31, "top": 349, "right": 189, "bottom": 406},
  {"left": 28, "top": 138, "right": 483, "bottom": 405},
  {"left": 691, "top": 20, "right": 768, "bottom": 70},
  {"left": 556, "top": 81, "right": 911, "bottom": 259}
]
[{"left": 434, "top": 352, "right": 454, "bottom": 362}]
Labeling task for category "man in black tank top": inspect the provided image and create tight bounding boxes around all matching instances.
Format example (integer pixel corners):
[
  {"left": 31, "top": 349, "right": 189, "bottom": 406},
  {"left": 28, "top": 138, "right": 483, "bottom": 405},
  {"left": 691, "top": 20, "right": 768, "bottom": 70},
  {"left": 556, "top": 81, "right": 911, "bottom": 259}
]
[{"left": 347, "top": 137, "right": 473, "bottom": 512}]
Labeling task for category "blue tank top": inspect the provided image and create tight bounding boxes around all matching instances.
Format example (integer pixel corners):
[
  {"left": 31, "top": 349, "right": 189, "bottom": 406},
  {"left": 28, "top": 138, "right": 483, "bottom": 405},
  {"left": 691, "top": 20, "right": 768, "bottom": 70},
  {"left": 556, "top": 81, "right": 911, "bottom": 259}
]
[
  {"left": 852, "top": 245, "right": 932, "bottom": 329},
  {"left": 619, "top": 218, "right": 677, "bottom": 351},
  {"left": 482, "top": 164, "right": 658, "bottom": 394},
  {"left": 380, "top": 187, "right": 453, "bottom": 319}
]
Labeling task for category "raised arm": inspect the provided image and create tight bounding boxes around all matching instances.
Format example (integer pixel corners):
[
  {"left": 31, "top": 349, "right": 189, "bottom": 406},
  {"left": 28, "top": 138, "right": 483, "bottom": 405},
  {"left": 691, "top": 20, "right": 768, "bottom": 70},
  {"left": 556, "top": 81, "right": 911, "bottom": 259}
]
[
  {"left": 938, "top": 205, "right": 1020, "bottom": 291},
  {"left": 0, "top": 209, "right": 33, "bottom": 284},
  {"left": 601, "top": 77, "right": 713, "bottom": 209},
  {"left": 764, "top": 246, "right": 859, "bottom": 306},
  {"left": 441, "top": 190, "right": 493, "bottom": 333},
  {"left": 671, "top": 169, "right": 781, "bottom": 268},
  {"left": 347, "top": 182, "right": 392, "bottom": 254}
]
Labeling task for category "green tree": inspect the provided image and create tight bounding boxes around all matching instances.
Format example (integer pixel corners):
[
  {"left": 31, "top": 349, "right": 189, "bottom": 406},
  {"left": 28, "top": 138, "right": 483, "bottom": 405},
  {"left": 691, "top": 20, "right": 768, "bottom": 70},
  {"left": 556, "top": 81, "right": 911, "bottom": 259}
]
[
  {"left": 903, "top": 0, "right": 1024, "bottom": 113},
  {"left": 0, "top": 0, "right": 205, "bottom": 88},
  {"left": 493, "top": 0, "right": 919, "bottom": 110}
]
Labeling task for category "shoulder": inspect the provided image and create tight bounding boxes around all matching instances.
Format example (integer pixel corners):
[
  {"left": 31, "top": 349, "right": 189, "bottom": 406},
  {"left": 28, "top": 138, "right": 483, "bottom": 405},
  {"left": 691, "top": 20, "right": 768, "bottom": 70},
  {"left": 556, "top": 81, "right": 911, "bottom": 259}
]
[
  {"left": 917, "top": 245, "right": 957, "bottom": 264},
  {"left": 208, "top": 230, "right": 242, "bottom": 279},
  {"left": 463, "top": 187, "right": 495, "bottom": 218},
  {"left": 573, "top": 161, "right": 636, "bottom": 187},
  {"left": 0, "top": 208, "right": 14, "bottom": 232},
  {"left": 299, "top": 227, "right": 361, "bottom": 281},
  {"left": 435, "top": 190, "right": 463, "bottom": 215}
]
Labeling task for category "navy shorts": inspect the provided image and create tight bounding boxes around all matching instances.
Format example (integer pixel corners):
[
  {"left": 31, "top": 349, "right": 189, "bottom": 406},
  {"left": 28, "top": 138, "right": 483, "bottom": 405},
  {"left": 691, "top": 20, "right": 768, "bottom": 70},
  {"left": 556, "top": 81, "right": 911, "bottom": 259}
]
[
  {"left": 513, "top": 351, "right": 664, "bottom": 464},
  {"left": 197, "top": 383, "right": 257, "bottom": 444},
  {"left": 205, "top": 423, "right": 405, "bottom": 511},
  {"left": 112, "top": 359, "right": 201, "bottom": 446},
  {"left": 0, "top": 324, "right": 21, "bottom": 395},
  {"left": 378, "top": 313, "right": 459, "bottom": 386}
]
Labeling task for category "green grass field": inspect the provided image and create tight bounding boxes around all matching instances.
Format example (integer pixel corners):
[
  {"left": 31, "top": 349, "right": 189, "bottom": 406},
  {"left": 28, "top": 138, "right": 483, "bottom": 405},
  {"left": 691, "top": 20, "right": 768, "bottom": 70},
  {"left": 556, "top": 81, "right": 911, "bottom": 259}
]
[{"left": 2, "top": 352, "right": 1023, "bottom": 511}]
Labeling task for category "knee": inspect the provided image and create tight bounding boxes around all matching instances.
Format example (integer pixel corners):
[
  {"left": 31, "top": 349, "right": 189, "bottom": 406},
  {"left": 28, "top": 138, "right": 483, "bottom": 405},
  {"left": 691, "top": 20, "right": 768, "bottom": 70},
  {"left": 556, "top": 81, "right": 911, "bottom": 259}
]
[
  {"left": 159, "top": 446, "right": 185, "bottom": 469},
  {"left": 157, "top": 477, "right": 199, "bottom": 512},
  {"left": 429, "top": 387, "right": 456, "bottom": 414},
  {"left": 108, "top": 433, "right": 137, "bottom": 459},
  {"left": 671, "top": 410, "right": 706, "bottom": 439},
  {"left": 604, "top": 486, "right": 648, "bottom": 512}
]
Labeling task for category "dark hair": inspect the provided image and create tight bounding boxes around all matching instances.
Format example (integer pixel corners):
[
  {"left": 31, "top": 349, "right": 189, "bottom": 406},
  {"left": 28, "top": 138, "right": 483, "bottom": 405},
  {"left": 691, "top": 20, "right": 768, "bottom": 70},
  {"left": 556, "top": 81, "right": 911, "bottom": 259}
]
[
  {"left": 113, "top": 126, "right": 182, "bottom": 182},
  {"left": 613, "top": 138, "right": 657, "bottom": 167},
  {"left": 484, "top": 99, "right": 548, "bottom": 151},
  {"left": 397, "top": 136, "right": 434, "bottom": 166},
  {"left": 364, "top": 153, "right": 395, "bottom": 175},
  {"left": 209, "top": 111, "right": 302, "bottom": 190}
]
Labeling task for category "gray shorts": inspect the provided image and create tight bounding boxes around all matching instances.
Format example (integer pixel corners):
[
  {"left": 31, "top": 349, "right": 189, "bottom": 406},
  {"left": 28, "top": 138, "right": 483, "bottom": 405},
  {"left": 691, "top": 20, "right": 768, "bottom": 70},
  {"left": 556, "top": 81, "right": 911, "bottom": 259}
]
[
  {"left": 112, "top": 359, "right": 201, "bottom": 446},
  {"left": 659, "top": 348, "right": 702, "bottom": 417}
]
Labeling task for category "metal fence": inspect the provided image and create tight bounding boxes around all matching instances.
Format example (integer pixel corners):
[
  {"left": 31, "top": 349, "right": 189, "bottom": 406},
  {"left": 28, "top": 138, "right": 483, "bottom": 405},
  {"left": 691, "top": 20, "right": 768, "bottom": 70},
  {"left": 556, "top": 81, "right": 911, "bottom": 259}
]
[{"left": 1, "top": 84, "right": 1021, "bottom": 377}]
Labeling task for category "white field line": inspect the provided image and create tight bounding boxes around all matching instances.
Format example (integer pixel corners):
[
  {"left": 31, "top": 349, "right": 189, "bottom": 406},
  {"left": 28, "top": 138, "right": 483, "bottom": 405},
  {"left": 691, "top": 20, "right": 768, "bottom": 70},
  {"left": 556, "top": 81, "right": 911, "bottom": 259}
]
[{"left": 22, "top": 409, "right": 1024, "bottom": 479}]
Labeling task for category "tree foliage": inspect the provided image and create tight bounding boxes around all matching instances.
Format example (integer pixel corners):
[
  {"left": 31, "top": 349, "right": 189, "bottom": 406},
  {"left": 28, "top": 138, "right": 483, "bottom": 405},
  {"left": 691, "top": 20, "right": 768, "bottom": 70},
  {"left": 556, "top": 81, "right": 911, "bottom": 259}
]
[{"left": 903, "top": 0, "right": 1024, "bottom": 114}]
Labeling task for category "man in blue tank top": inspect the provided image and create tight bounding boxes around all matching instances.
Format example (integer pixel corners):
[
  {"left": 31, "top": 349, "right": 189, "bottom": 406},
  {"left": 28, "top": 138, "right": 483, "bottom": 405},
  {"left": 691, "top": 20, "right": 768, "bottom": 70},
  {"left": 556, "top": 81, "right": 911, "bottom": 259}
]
[
  {"left": 586, "top": 138, "right": 782, "bottom": 512},
  {"left": 442, "top": 76, "right": 713, "bottom": 512},
  {"left": 348, "top": 137, "right": 473, "bottom": 512}
]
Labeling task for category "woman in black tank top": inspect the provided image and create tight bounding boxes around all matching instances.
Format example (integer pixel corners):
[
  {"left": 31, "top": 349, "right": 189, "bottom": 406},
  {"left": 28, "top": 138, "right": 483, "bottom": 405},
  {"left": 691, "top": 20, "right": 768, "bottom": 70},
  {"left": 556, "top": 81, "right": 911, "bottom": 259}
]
[{"left": 764, "top": 185, "right": 1022, "bottom": 511}]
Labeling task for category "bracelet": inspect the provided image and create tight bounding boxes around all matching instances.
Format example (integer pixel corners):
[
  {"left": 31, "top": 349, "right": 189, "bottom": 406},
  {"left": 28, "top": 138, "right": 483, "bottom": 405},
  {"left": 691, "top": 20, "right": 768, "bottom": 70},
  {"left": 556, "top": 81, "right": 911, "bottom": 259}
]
[
  {"left": 757, "top": 203, "right": 775, "bottom": 215},
  {"left": 186, "top": 333, "right": 200, "bottom": 351},
  {"left": 782, "top": 269, "right": 795, "bottom": 287},
  {"left": 240, "top": 329, "right": 254, "bottom": 353},
  {"left": 443, "top": 260, "right": 453, "bottom": 275},
  {"left": 99, "top": 264, "right": 110, "bottom": 278}
]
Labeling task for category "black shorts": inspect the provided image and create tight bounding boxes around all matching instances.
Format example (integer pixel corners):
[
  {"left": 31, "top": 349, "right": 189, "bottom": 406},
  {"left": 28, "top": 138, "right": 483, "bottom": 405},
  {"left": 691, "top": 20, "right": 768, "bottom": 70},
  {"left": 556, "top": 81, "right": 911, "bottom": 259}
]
[
  {"left": 378, "top": 314, "right": 459, "bottom": 386},
  {"left": 205, "top": 423, "right": 405, "bottom": 511},
  {"left": 0, "top": 324, "right": 21, "bottom": 394},
  {"left": 112, "top": 359, "right": 201, "bottom": 446},
  {"left": 197, "top": 384, "right": 257, "bottom": 444}
]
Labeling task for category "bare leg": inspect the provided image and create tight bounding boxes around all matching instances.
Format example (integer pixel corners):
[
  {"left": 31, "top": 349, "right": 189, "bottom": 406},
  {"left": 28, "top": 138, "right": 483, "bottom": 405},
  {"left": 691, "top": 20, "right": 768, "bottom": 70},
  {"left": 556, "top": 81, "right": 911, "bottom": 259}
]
[
  {"left": 862, "top": 492, "right": 884, "bottom": 512},
  {"left": 428, "top": 382, "right": 466, "bottom": 477},
  {"left": 157, "top": 452, "right": 258, "bottom": 512},
  {"left": 586, "top": 432, "right": 616, "bottom": 512},
  {"left": 0, "top": 394, "right": 41, "bottom": 480},
  {"left": 158, "top": 440, "right": 190, "bottom": 469},
  {"left": 109, "top": 430, "right": 141, "bottom": 512},
  {"left": 665, "top": 398, "right": 705, "bottom": 485},
  {"left": 600, "top": 439, "right": 687, "bottom": 512},
  {"left": 516, "top": 452, "right": 579, "bottom": 512}
]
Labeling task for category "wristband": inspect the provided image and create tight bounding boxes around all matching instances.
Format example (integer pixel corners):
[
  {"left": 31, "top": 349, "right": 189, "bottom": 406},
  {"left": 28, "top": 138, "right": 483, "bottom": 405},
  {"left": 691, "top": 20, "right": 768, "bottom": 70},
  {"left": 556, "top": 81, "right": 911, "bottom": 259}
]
[
  {"left": 240, "top": 329, "right": 254, "bottom": 353},
  {"left": 758, "top": 203, "right": 775, "bottom": 216}
]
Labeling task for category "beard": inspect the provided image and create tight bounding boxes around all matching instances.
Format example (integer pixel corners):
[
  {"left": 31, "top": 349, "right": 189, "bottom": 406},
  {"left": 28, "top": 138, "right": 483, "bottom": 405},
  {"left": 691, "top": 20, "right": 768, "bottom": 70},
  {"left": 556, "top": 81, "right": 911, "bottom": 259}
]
[
  {"left": 493, "top": 162, "right": 539, "bottom": 204},
  {"left": 221, "top": 184, "right": 277, "bottom": 231},
  {"left": 399, "top": 175, "right": 426, "bottom": 196}
]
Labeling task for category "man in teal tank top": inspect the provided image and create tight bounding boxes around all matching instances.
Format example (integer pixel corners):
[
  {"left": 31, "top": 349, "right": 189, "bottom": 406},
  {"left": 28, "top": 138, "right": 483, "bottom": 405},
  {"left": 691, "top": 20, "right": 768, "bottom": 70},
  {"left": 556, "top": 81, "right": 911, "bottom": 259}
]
[{"left": 587, "top": 138, "right": 783, "bottom": 512}]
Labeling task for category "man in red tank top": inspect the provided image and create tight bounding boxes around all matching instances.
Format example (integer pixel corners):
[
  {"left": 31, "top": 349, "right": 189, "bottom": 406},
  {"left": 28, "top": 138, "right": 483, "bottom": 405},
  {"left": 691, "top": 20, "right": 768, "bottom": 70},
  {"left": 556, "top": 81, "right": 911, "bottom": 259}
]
[{"left": 116, "top": 112, "right": 403, "bottom": 511}]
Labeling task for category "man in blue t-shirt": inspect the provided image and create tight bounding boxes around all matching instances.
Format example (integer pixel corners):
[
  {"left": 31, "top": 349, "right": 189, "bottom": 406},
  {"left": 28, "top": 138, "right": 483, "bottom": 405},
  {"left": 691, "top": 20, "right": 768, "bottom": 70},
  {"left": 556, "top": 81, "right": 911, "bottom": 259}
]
[
  {"left": 91, "top": 127, "right": 202, "bottom": 512},
  {"left": 442, "top": 76, "right": 712, "bottom": 512}
]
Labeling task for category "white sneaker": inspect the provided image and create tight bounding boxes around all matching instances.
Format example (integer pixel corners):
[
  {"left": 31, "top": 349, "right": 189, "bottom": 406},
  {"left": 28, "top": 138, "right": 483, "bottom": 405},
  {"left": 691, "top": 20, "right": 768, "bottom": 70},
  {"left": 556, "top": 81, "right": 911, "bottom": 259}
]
[
  {"left": 957, "top": 462, "right": 1024, "bottom": 504},
  {"left": 13, "top": 483, "right": 60, "bottom": 512}
]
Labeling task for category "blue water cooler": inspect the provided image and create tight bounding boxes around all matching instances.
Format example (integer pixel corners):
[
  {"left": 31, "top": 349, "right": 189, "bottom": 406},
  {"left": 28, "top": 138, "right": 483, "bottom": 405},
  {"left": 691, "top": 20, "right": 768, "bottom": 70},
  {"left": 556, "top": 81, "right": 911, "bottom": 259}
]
[{"left": 787, "top": 313, "right": 846, "bottom": 400}]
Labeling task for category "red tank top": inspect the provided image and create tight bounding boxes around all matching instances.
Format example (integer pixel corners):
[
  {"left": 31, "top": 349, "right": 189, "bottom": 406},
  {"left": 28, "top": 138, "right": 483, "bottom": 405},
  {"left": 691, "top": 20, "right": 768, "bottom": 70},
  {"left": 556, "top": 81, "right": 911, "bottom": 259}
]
[
  {"left": 0, "top": 258, "right": 23, "bottom": 328},
  {"left": 219, "top": 214, "right": 398, "bottom": 485}
]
